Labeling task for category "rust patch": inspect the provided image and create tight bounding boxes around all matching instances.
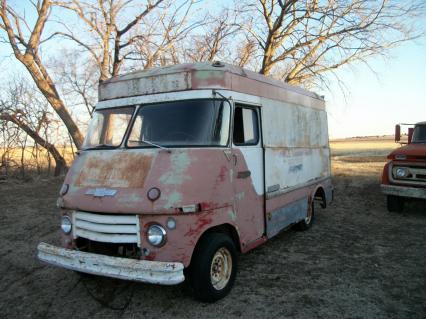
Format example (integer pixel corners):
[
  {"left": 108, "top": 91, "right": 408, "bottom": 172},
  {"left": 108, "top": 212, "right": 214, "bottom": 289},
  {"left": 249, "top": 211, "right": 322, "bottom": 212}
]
[
  {"left": 184, "top": 215, "right": 213, "bottom": 237},
  {"left": 75, "top": 152, "right": 153, "bottom": 188},
  {"left": 218, "top": 165, "right": 227, "bottom": 182}
]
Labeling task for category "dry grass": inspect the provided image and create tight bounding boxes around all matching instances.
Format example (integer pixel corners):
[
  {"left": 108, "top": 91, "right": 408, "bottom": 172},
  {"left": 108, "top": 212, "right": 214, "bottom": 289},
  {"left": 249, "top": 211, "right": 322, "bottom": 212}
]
[
  {"left": 330, "top": 137, "right": 397, "bottom": 157},
  {"left": 0, "top": 147, "right": 75, "bottom": 165},
  {"left": 0, "top": 146, "right": 75, "bottom": 178},
  {"left": 329, "top": 136, "right": 398, "bottom": 183}
]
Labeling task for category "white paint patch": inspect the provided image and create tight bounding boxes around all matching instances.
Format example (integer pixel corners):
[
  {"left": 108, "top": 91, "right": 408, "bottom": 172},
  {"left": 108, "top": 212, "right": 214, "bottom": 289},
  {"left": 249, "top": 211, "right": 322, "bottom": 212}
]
[
  {"left": 165, "top": 191, "right": 182, "bottom": 208},
  {"left": 159, "top": 152, "right": 192, "bottom": 185},
  {"left": 239, "top": 147, "right": 264, "bottom": 195}
]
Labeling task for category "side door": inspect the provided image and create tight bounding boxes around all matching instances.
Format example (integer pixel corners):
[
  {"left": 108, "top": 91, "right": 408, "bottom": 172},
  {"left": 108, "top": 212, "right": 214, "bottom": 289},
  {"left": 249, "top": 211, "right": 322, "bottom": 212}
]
[{"left": 232, "top": 104, "right": 265, "bottom": 245}]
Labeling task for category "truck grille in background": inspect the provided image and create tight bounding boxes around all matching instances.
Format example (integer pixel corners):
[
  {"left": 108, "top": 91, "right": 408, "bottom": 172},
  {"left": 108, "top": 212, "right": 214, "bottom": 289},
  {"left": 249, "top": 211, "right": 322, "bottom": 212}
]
[
  {"left": 73, "top": 212, "right": 140, "bottom": 247},
  {"left": 392, "top": 165, "right": 426, "bottom": 185}
]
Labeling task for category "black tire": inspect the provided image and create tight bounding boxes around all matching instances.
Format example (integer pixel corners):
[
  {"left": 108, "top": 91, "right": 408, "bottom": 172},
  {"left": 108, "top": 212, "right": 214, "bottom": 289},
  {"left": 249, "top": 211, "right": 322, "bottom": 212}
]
[
  {"left": 387, "top": 195, "right": 404, "bottom": 212},
  {"left": 189, "top": 233, "right": 237, "bottom": 302},
  {"left": 296, "top": 200, "right": 315, "bottom": 231}
]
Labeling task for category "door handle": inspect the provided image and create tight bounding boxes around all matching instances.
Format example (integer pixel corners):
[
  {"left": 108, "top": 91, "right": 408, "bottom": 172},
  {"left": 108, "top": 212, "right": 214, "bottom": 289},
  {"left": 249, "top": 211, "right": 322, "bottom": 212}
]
[{"left": 237, "top": 170, "right": 251, "bottom": 179}]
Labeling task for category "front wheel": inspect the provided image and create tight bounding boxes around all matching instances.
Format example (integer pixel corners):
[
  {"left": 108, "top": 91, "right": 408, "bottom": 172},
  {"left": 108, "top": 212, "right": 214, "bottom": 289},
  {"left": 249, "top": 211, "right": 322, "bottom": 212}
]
[
  {"left": 387, "top": 195, "right": 404, "bottom": 212},
  {"left": 189, "top": 233, "right": 237, "bottom": 302}
]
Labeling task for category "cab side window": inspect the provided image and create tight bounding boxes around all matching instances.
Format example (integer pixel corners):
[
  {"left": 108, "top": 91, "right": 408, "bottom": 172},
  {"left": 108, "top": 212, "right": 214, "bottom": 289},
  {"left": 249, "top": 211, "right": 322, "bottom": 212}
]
[{"left": 233, "top": 106, "right": 259, "bottom": 145}]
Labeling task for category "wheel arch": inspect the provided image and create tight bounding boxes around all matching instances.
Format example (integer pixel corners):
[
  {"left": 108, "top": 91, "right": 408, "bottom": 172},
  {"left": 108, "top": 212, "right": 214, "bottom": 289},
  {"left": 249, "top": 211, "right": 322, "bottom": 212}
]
[
  {"left": 312, "top": 185, "right": 327, "bottom": 208},
  {"left": 189, "top": 223, "right": 241, "bottom": 267}
]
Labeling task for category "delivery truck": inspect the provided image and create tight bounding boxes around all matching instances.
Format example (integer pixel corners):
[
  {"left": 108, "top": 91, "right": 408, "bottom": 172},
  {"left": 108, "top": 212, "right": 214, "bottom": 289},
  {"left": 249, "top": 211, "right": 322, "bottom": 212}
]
[{"left": 38, "top": 62, "right": 333, "bottom": 301}]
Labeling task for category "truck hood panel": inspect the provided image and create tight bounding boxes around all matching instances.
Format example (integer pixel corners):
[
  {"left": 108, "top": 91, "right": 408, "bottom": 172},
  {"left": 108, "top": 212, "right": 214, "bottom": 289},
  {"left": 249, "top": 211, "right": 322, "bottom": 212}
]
[
  {"left": 74, "top": 151, "right": 153, "bottom": 188},
  {"left": 62, "top": 149, "right": 233, "bottom": 214},
  {"left": 388, "top": 143, "right": 426, "bottom": 160}
]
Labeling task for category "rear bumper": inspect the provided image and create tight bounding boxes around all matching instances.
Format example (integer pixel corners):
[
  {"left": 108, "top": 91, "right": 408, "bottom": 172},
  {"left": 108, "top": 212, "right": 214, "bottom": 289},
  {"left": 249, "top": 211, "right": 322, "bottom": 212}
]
[
  {"left": 37, "top": 242, "right": 185, "bottom": 285},
  {"left": 381, "top": 184, "right": 426, "bottom": 199}
]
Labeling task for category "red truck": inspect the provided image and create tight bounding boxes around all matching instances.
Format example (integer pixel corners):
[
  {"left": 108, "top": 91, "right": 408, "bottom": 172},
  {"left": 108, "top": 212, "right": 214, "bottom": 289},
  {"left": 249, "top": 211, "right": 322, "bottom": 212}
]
[{"left": 381, "top": 122, "right": 426, "bottom": 212}]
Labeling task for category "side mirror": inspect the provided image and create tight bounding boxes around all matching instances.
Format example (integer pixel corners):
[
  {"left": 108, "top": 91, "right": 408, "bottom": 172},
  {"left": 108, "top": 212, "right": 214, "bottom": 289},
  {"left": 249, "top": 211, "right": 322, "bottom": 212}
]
[
  {"left": 408, "top": 127, "right": 414, "bottom": 144},
  {"left": 395, "top": 124, "right": 401, "bottom": 142}
]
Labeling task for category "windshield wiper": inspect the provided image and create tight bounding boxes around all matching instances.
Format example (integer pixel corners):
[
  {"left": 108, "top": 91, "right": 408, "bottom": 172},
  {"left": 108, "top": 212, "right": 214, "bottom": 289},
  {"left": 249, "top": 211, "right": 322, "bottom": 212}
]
[
  {"left": 128, "top": 139, "right": 169, "bottom": 151},
  {"left": 84, "top": 143, "right": 116, "bottom": 150}
]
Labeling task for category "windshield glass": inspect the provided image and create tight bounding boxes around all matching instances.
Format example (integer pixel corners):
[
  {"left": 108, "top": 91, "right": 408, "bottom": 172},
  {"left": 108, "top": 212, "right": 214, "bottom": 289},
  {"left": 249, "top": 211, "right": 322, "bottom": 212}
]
[
  {"left": 412, "top": 125, "right": 426, "bottom": 143},
  {"left": 83, "top": 107, "right": 134, "bottom": 149},
  {"left": 127, "top": 99, "right": 230, "bottom": 147}
]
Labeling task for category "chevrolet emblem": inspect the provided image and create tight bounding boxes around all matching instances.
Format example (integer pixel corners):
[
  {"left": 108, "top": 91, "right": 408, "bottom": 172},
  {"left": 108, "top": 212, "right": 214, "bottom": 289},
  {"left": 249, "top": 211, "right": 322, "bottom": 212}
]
[{"left": 85, "top": 188, "right": 117, "bottom": 197}]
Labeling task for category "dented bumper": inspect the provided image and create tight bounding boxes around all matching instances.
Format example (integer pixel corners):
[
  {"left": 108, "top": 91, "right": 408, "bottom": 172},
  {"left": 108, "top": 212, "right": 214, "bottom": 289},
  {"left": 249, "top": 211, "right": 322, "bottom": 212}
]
[
  {"left": 381, "top": 184, "right": 426, "bottom": 199},
  {"left": 37, "top": 242, "right": 185, "bottom": 285}
]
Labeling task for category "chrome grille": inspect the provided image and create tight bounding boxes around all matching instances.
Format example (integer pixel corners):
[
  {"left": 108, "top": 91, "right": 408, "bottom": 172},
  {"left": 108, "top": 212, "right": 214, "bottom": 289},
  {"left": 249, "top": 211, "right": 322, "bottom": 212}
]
[{"left": 73, "top": 212, "right": 140, "bottom": 247}]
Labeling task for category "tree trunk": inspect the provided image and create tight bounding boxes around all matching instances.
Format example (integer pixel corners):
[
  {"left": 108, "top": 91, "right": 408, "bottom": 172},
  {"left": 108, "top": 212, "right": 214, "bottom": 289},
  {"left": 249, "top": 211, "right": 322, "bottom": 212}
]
[{"left": 0, "top": 113, "right": 67, "bottom": 176}]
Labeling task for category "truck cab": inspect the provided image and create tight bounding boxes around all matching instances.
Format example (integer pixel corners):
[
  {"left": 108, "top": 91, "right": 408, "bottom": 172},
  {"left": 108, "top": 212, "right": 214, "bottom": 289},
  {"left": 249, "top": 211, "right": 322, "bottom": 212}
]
[{"left": 381, "top": 122, "right": 426, "bottom": 212}]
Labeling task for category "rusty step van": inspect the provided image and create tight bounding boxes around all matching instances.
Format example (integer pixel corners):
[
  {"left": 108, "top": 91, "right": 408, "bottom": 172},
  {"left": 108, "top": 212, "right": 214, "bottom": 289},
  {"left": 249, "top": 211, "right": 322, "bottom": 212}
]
[{"left": 38, "top": 62, "right": 333, "bottom": 302}]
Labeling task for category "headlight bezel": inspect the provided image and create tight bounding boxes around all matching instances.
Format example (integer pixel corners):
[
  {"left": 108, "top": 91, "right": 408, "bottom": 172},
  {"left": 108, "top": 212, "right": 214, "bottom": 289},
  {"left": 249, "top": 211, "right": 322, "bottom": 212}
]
[
  {"left": 147, "top": 224, "right": 167, "bottom": 247},
  {"left": 394, "top": 166, "right": 410, "bottom": 179},
  {"left": 61, "top": 215, "right": 72, "bottom": 234}
]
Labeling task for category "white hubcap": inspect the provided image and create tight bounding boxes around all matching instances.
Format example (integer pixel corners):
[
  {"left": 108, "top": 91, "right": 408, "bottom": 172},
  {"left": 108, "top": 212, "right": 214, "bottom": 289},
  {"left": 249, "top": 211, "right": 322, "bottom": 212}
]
[{"left": 210, "top": 247, "right": 232, "bottom": 290}]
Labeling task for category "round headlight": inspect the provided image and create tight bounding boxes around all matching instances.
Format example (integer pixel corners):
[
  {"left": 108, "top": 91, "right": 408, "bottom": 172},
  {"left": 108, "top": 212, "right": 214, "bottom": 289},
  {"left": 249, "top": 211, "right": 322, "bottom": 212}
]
[
  {"left": 395, "top": 167, "right": 408, "bottom": 178},
  {"left": 61, "top": 216, "right": 72, "bottom": 234},
  {"left": 147, "top": 224, "right": 167, "bottom": 247}
]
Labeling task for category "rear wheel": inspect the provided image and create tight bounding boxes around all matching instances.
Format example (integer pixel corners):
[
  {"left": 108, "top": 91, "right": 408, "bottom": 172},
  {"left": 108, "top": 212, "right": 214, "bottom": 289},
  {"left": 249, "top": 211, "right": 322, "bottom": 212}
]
[
  {"left": 387, "top": 195, "right": 404, "bottom": 212},
  {"left": 296, "top": 200, "right": 315, "bottom": 231},
  {"left": 189, "top": 233, "right": 237, "bottom": 302}
]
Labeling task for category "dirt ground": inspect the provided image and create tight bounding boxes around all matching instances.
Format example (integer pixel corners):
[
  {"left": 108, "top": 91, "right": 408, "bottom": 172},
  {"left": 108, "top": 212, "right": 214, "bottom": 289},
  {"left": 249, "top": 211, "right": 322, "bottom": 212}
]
[{"left": 0, "top": 153, "right": 425, "bottom": 318}]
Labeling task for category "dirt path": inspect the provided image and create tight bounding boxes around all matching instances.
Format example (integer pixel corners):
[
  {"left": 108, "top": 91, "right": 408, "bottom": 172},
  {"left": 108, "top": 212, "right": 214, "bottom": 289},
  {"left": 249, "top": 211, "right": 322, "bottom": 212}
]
[{"left": 0, "top": 159, "right": 425, "bottom": 318}]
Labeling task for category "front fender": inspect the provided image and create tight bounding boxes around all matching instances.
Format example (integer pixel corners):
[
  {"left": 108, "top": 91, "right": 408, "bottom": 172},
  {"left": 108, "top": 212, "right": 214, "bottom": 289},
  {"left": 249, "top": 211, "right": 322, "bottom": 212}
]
[{"left": 139, "top": 206, "right": 239, "bottom": 267}]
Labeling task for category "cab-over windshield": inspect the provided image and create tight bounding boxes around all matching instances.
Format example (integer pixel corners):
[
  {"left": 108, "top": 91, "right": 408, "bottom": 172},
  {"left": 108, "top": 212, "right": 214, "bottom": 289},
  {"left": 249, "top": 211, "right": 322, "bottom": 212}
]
[
  {"left": 83, "top": 107, "right": 134, "bottom": 149},
  {"left": 83, "top": 99, "right": 230, "bottom": 149},
  {"left": 128, "top": 100, "right": 230, "bottom": 147}
]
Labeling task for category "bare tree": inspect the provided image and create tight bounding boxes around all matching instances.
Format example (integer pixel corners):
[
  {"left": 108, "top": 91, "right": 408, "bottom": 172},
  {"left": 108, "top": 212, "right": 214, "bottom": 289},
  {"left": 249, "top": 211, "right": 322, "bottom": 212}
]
[
  {"left": 0, "top": 78, "right": 67, "bottom": 176},
  {"left": 0, "top": 0, "right": 203, "bottom": 152},
  {"left": 0, "top": 0, "right": 84, "bottom": 148},
  {"left": 239, "top": 0, "right": 425, "bottom": 87},
  {"left": 54, "top": 0, "right": 166, "bottom": 80},
  {"left": 0, "top": 118, "right": 20, "bottom": 177},
  {"left": 234, "top": 38, "right": 257, "bottom": 68},
  {"left": 128, "top": 0, "right": 203, "bottom": 68},
  {"left": 49, "top": 49, "right": 99, "bottom": 117},
  {"left": 183, "top": 9, "right": 240, "bottom": 63}
]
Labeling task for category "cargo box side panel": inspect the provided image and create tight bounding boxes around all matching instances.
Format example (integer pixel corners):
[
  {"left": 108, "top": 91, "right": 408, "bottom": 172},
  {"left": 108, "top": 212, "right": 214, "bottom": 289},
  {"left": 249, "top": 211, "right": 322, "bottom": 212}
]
[
  {"left": 262, "top": 100, "right": 328, "bottom": 148},
  {"left": 264, "top": 148, "right": 330, "bottom": 192},
  {"left": 262, "top": 99, "right": 330, "bottom": 194}
]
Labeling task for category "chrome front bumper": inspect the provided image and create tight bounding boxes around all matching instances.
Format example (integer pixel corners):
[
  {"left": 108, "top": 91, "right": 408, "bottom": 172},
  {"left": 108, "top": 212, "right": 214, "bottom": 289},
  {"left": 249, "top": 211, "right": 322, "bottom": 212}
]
[
  {"left": 37, "top": 242, "right": 185, "bottom": 285},
  {"left": 381, "top": 184, "right": 426, "bottom": 199}
]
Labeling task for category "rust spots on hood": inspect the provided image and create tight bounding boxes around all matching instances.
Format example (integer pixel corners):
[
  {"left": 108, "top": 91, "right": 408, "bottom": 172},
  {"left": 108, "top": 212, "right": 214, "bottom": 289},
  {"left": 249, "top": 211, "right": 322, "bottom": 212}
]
[{"left": 75, "top": 152, "right": 153, "bottom": 188}]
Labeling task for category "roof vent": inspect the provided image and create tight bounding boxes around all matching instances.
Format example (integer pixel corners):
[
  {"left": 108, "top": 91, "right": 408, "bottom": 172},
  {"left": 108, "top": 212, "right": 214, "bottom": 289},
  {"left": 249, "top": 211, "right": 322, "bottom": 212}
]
[{"left": 212, "top": 61, "right": 225, "bottom": 67}]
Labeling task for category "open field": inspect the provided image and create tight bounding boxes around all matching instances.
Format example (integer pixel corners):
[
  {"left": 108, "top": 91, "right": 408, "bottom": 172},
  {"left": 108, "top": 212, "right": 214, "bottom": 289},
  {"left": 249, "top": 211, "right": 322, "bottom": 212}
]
[{"left": 0, "top": 137, "right": 425, "bottom": 318}]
